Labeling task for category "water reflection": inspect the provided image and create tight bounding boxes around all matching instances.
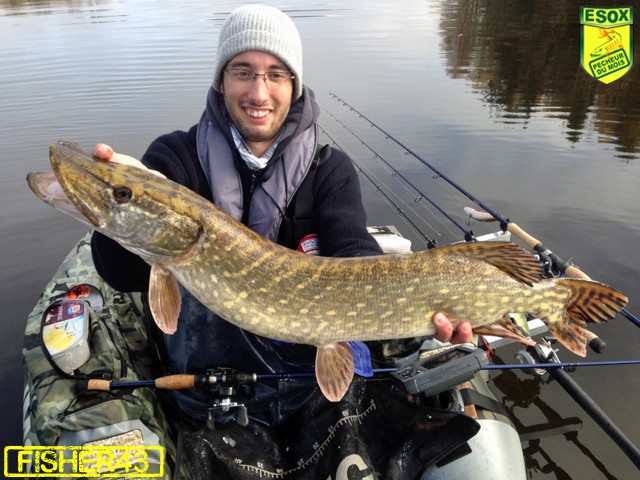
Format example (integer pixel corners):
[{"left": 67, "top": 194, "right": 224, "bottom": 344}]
[
  {"left": 0, "top": 0, "right": 109, "bottom": 16},
  {"left": 439, "top": 0, "right": 640, "bottom": 160},
  {"left": 491, "top": 354, "right": 620, "bottom": 479}
]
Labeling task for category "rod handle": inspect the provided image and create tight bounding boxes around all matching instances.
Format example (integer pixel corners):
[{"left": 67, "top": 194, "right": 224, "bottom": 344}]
[
  {"left": 508, "top": 223, "right": 592, "bottom": 280},
  {"left": 565, "top": 264, "right": 591, "bottom": 280},
  {"left": 154, "top": 374, "right": 196, "bottom": 390},
  {"left": 506, "top": 223, "right": 541, "bottom": 250},
  {"left": 86, "top": 379, "right": 111, "bottom": 391},
  {"left": 585, "top": 330, "right": 607, "bottom": 353}
]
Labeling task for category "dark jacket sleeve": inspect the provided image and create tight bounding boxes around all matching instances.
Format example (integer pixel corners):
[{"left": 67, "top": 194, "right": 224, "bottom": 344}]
[
  {"left": 312, "top": 148, "right": 383, "bottom": 258},
  {"left": 91, "top": 126, "right": 207, "bottom": 292}
]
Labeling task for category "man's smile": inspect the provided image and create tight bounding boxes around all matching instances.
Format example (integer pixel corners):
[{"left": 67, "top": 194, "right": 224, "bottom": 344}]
[{"left": 245, "top": 108, "right": 271, "bottom": 119}]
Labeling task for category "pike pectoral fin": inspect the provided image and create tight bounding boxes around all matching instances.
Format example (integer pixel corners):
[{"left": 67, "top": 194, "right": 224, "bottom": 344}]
[
  {"left": 474, "top": 315, "right": 536, "bottom": 346},
  {"left": 315, "top": 342, "right": 354, "bottom": 402},
  {"left": 149, "top": 264, "right": 181, "bottom": 334}
]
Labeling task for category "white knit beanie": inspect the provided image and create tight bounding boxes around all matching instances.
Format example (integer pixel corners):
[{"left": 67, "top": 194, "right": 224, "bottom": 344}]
[{"left": 213, "top": 5, "right": 303, "bottom": 100}]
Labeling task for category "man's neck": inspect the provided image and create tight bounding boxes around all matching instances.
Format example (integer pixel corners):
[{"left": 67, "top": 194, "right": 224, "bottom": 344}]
[{"left": 230, "top": 125, "right": 282, "bottom": 171}]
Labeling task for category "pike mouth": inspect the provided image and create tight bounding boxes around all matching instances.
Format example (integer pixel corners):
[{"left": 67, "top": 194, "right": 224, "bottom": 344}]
[
  {"left": 47, "top": 141, "right": 112, "bottom": 229},
  {"left": 26, "top": 172, "right": 94, "bottom": 227}
]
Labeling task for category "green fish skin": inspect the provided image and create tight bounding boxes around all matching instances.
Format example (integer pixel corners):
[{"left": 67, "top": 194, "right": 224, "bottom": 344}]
[{"left": 27, "top": 141, "right": 628, "bottom": 402}]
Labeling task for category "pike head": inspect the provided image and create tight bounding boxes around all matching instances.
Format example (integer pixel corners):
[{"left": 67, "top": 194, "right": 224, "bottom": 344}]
[
  {"left": 28, "top": 140, "right": 206, "bottom": 333},
  {"left": 46, "top": 141, "right": 203, "bottom": 261}
]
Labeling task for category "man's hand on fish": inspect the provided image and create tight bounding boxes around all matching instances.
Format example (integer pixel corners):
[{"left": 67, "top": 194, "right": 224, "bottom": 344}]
[
  {"left": 92, "top": 144, "right": 166, "bottom": 178},
  {"left": 433, "top": 313, "right": 473, "bottom": 344}
]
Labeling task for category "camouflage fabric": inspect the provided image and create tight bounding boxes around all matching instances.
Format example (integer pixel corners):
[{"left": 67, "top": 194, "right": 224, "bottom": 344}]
[{"left": 23, "top": 232, "right": 180, "bottom": 478}]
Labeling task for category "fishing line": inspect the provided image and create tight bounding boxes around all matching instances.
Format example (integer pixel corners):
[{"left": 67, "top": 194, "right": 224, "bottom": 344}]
[
  {"left": 353, "top": 161, "right": 438, "bottom": 248},
  {"left": 319, "top": 124, "right": 438, "bottom": 248},
  {"left": 318, "top": 123, "right": 447, "bottom": 245},
  {"left": 322, "top": 109, "right": 473, "bottom": 242},
  {"left": 329, "top": 93, "right": 640, "bottom": 329},
  {"left": 330, "top": 93, "right": 508, "bottom": 225}
]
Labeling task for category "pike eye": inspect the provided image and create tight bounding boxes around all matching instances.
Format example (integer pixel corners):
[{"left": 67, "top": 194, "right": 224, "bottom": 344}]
[{"left": 113, "top": 186, "right": 132, "bottom": 204}]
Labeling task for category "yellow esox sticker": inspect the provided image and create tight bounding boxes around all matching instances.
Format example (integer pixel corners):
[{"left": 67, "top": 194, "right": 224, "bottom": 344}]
[{"left": 580, "top": 6, "right": 634, "bottom": 84}]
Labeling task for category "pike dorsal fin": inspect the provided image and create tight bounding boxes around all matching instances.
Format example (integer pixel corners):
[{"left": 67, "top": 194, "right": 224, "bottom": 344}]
[
  {"left": 149, "top": 264, "right": 181, "bottom": 334},
  {"left": 433, "top": 242, "right": 543, "bottom": 286},
  {"left": 315, "top": 342, "right": 354, "bottom": 402}
]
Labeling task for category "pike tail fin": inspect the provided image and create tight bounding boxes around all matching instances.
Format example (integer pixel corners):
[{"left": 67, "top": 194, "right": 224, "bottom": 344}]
[
  {"left": 315, "top": 342, "right": 354, "bottom": 402},
  {"left": 544, "top": 279, "right": 627, "bottom": 357}
]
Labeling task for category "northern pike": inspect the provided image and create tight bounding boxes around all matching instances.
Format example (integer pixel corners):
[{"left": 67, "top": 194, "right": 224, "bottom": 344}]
[{"left": 27, "top": 141, "right": 628, "bottom": 402}]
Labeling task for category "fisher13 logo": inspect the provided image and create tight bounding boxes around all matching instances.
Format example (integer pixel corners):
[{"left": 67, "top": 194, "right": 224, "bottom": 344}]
[{"left": 580, "top": 6, "right": 633, "bottom": 83}]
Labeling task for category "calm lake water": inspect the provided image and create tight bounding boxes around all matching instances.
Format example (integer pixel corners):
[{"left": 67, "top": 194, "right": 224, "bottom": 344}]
[{"left": 2, "top": 0, "right": 639, "bottom": 478}]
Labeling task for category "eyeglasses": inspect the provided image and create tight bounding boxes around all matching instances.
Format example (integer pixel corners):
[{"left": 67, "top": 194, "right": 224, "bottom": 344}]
[{"left": 224, "top": 68, "right": 294, "bottom": 85}]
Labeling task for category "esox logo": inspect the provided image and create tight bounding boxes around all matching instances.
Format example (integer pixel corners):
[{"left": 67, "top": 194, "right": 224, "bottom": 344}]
[{"left": 580, "top": 6, "right": 634, "bottom": 83}]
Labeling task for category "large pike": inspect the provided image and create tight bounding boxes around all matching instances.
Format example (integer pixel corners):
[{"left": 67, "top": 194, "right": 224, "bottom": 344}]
[{"left": 28, "top": 141, "right": 628, "bottom": 401}]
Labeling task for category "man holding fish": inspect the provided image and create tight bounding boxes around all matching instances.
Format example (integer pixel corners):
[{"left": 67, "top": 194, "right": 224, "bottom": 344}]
[
  {"left": 28, "top": 4, "right": 627, "bottom": 477},
  {"left": 89, "top": 4, "right": 472, "bottom": 424}
]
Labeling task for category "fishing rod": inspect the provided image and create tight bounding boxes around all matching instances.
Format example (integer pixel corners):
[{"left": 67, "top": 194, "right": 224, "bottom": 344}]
[
  {"left": 77, "top": 371, "right": 310, "bottom": 393},
  {"left": 465, "top": 209, "right": 640, "bottom": 330},
  {"left": 329, "top": 93, "right": 640, "bottom": 329},
  {"left": 329, "top": 93, "right": 505, "bottom": 223},
  {"left": 77, "top": 358, "right": 640, "bottom": 393},
  {"left": 78, "top": 356, "right": 640, "bottom": 466},
  {"left": 481, "top": 359, "right": 640, "bottom": 370}
]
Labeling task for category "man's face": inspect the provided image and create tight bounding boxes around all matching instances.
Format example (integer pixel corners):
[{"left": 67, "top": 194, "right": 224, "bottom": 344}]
[{"left": 220, "top": 51, "right": 294, "bottom": 157}]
